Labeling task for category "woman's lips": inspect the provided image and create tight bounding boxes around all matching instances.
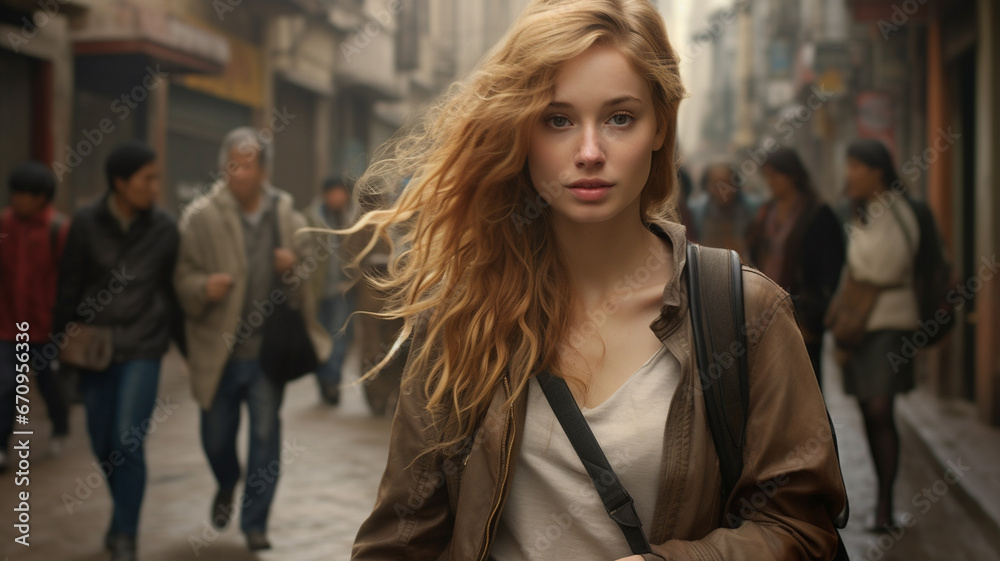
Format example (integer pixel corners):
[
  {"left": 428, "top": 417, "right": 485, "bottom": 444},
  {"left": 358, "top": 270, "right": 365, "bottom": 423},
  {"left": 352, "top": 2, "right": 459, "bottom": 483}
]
[{"left": 567, "top": 179, "right": 613, "bottom": 202}]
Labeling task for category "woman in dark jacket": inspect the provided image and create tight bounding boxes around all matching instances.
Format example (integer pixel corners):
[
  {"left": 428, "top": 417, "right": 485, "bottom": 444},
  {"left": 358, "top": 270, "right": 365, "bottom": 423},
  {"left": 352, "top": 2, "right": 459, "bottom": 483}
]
[
  {"left": 52, "top": 141, "right": 182, "bottom": 561},
  {"left": 748, "top": 148, "right": 845, "bottom": 388}
]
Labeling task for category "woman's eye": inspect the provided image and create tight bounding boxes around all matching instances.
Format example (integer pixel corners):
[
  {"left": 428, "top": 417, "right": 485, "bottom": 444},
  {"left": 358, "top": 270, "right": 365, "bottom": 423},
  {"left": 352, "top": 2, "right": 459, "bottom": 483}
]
[
  {"left": 548, "top": 116, "right": 571, "bottom": 128},
  {"left": 609, "top": 113, "right": 633, "bottom": 126}
]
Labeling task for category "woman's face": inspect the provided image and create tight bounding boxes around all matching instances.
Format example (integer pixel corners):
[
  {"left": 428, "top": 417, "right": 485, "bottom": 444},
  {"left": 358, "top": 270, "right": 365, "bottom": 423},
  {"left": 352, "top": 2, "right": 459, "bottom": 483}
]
[
  {"left": 845, "top": 156, "right": 882, "bottom": 200},
  {"left": 527, "top": 44, "right": 665, "bottom": 226},
  {"left": 762, "top": 165, "right": 797, "bottom": 200}
]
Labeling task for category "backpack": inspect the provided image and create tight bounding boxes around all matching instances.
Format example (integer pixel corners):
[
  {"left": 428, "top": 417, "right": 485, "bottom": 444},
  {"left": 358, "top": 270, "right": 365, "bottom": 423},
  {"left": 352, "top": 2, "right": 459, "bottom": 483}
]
[
  {"left": 686, "top": 244, "right": 851, "bottom": 560},
  {"left": 897, "top": 197, "right": 956, "bottom": 347}
]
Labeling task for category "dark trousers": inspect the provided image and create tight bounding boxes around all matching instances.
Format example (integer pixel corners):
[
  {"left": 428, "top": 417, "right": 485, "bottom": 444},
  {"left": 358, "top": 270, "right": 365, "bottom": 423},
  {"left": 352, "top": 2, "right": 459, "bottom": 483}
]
[
  {"left": 79, "top": 359, "right": 162, "bottom": 536},
  {"left": 200, "top": 359, "right": 284, "bottom": 534},
  {"left": 0, "top": 341, "right": 70, "bottom": 451},
  {"left": 315, "top": 293, "right": 355, "bottom": 392}
]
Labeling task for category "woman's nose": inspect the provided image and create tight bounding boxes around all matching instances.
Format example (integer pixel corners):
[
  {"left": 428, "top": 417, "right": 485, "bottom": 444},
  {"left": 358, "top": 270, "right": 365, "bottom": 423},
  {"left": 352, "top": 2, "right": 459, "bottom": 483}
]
[{"left": 575, "top": 127, "right": 605, "bottom": 168}]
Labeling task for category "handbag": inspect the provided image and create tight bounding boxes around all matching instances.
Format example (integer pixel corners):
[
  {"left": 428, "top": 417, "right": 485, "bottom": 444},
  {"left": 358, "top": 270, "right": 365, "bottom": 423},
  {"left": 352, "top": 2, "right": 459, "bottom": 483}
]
[
  {"left": 259, "top": 215, "right": 319, "bottom": 384},
  {"left": 824, "top": 269, "right": 885, "bottom": 350},
  {"left": 58, "top": 324, "right": 113, "bottom": 371}
]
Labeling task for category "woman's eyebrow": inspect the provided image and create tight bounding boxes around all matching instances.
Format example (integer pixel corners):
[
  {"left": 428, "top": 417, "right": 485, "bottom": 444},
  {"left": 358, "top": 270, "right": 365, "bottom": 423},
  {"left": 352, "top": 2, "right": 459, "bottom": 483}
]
[{"left": 546, "top": 96, "right": 643, "bottom": 110}]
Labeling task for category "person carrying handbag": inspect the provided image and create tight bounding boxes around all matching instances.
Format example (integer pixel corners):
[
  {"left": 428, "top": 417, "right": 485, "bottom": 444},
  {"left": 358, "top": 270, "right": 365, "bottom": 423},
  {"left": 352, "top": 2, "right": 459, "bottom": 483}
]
[
  {"left": 826, "top": 139, "right": 921, "bottom": 533},
  {"left": 51, "top": 141, "right": 184, "bottom": 561},
  {"left": 173, "top": 127, "right": 331, "bottom": 552}
]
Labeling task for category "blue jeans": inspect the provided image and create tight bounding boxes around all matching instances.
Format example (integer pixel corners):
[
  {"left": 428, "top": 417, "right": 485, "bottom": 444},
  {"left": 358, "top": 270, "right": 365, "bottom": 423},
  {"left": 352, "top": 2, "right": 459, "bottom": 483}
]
[
  {"left": 200, "top": 359, "right": 284, "bottom": 534},
  {"left": 78, "top": 359, "right": 162, "bottom": 537},
  {"left": 0, "top": 342, "right": 70, "bottom": 451},
  {"left": 315, "top": 293, "right": 355, "bottom": 391}
]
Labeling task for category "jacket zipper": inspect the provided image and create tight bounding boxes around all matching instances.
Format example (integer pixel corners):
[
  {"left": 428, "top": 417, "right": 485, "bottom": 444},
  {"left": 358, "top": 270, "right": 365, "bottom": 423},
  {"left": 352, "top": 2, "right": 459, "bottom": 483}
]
[{"left": 478, "top": 376, "right": 515, "bottom": 561}]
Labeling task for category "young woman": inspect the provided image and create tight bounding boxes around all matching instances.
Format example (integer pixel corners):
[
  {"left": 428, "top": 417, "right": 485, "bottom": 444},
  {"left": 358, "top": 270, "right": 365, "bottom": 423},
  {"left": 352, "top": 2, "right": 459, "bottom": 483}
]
[
  {"left": 350, "top": 1, "right": 846, "bottom": 559},
  {"left": 53, "top": 141, "right": 182, "bottom": 561},
  {"left": 840, "top": 139, "right": 920, "bottom": 531},
  {"left": 747, "top": 148, "right": 845, "bottom": 388}
]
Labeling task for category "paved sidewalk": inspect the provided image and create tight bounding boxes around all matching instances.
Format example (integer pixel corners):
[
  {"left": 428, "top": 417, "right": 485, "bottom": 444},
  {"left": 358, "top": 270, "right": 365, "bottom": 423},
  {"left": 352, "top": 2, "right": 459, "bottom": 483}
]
[
  {"left": 2, "top": 337, "right": 998, "bottom": 560},
  {"left": 0, "top": 348, "right": 392, "bottom": 561},
  {"left": 822, "top": 335, "right": 1000, "bottom": 561}
]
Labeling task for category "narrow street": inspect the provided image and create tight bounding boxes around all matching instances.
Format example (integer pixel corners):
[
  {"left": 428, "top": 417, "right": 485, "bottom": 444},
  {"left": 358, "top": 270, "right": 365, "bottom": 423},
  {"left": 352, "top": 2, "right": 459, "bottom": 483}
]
[
  {"left": 0, "top": 339, "right": 998, "bottom": 560},
  {"left": 0, "top": 347, "right": 391, "bottom": 561}
]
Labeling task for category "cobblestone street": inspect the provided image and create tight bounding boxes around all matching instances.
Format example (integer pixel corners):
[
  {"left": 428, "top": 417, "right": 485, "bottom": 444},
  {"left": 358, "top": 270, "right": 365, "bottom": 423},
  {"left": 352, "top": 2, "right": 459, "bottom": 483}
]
[{"left": 1, "top": 340, "right": 998, "bottom": 560}]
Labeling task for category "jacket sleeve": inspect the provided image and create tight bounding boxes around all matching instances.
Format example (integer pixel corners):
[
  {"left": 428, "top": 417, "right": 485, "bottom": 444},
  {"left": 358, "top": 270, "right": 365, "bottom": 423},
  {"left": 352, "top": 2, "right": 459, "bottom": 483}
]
[
  {"left": 162, "top": 223, "right": 187, "bottom": 357},
  {"left": 287, "top": 209, "right": 312, "bottom": 261},
  {"left": 352, "top": 325, "right": 455, "bottom": 560},
  {"left": 796, "top": 206, "right": 846, "bottom": 334},
  {"left": 52, "top": 216, "right": 89, "bottom": 335},
  {"left": 651, "top": 273, "right": 846, "bottom": 561},
  {"left": 173, "top": 215, "right": 211, "bottom": 321}
]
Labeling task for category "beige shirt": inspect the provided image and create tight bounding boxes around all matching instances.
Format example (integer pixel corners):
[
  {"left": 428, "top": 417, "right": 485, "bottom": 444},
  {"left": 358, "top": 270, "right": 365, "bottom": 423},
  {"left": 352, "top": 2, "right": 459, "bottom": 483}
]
[
  {"left": 848, "top": 196, "right": 920, "bottom": 331},
  {"left": 491, "top": 346, "right": 681, "bottom": 561}
]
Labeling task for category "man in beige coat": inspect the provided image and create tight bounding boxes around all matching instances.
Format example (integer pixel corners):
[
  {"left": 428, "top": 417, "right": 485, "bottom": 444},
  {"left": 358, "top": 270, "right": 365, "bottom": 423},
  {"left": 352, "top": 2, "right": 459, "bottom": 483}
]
[{"left": 174, "top": 127, "right": 330, "bottom": 552}]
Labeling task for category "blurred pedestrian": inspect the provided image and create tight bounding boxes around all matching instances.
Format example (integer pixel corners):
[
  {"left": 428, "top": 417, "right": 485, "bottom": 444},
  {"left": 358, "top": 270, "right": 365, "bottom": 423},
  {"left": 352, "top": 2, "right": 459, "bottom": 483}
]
[
  {"left": 174, "top": 127, "right": 330, "bottom": 551},
  {"left": 835, "top": 138, "right": 920, "bottom": 532},
  {"left": 51, "top": 141, "right": 183, "bottom": 561},
  {"left": 351, "top": 1, "right": 846, "bottom": 559},
  {"left": 675, "top": 163, "right": 696, "bottom": 240},
  {"left": 747, "top": 148, "right": 845, "bottom": 387},
  {"left": 689, "top": 160, "right": 761, "bottom": 260},
  {"left": 306, "top": 175, "right": 356, "bottom": 405},
  {"left": 0, "top": 162, "right": 70, "bottom": 470}
]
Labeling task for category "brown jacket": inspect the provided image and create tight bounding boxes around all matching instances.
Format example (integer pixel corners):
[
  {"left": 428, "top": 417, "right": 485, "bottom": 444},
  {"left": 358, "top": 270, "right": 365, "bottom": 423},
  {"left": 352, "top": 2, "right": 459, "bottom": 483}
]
[{"left": 352, "top": 221, "right": 846, "bottom": 561}]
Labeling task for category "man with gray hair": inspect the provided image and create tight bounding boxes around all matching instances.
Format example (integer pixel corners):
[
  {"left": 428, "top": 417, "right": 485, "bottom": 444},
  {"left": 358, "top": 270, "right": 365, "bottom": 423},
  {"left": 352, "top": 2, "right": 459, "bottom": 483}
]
[{"left": 174, "top": 127, "right": 330, "bottom": 551}]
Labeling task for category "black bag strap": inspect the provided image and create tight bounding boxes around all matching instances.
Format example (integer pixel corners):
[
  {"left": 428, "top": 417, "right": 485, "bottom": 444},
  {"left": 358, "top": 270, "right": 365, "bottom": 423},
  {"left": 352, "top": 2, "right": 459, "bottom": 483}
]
[
  {"left": 687, "top": 243, "right": 851, "bottom": 559},
  {"left": 536, "top": 371, "right": 652, "bottom": 555},
  {"left": 685, "top": 243, "right": 749, "bottom": 503}
]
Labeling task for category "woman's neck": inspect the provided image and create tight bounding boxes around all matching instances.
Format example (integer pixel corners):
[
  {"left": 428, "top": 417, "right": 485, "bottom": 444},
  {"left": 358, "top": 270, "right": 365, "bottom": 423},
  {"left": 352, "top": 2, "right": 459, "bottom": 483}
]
[{"left": 551, "top": 205, "right": 671, "bottom": 305}]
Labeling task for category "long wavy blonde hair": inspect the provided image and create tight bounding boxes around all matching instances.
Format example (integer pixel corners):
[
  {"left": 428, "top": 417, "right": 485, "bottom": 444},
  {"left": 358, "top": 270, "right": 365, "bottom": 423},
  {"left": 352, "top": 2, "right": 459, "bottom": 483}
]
[{"left": 350, "top": 0, "right": 685, "bottom": 453}]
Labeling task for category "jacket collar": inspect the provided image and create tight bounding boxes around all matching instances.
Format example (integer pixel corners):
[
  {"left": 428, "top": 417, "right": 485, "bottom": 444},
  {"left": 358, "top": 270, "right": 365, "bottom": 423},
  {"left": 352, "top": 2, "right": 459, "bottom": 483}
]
[
  {"left": 647, "top": 220, "right": 691, "bottom": 343},
  {"left": 215, "top": 181, "right": 284, "bottom": 215},
  {"left": 95, "top": 192, "right": 152, "bottom": 237},
  {"left": 1, "top": 203, "right": 55, "bottom": 227}
]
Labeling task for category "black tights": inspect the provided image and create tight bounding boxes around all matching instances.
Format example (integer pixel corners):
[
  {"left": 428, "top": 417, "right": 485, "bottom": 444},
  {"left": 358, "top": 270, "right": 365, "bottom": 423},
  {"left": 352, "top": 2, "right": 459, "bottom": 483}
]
[{"left": 859, "top": 396, "right": 900, "bottom": 527}]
